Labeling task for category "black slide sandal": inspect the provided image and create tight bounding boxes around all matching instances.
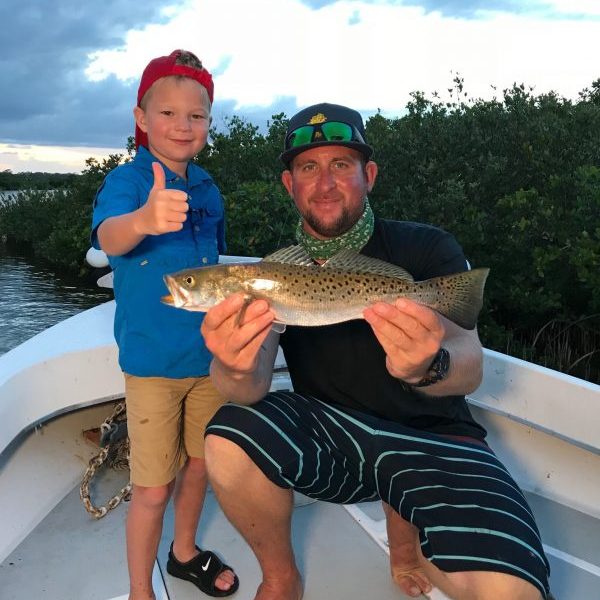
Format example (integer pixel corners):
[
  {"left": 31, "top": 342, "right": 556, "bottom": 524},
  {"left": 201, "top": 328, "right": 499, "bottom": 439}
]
[{"left": 167, "top": 543, "right": 239, "bottom": 597}]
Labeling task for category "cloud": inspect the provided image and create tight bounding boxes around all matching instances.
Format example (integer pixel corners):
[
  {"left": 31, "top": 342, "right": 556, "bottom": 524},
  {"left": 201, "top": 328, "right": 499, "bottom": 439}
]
[
  {"left": 0, "top": 142, "right": 122, "bottom": 174},
  {"left": 89, "top": 0, "right": 600, "bottom": 111},
  {"left": 0, "top": 0, "right": 170, "bottom": 147},
  {"left": 1, "top": 0, "right": 600, "bottom": 174},
  {"left": 400, "top": 0, "right": 522, "bottom": 18}
]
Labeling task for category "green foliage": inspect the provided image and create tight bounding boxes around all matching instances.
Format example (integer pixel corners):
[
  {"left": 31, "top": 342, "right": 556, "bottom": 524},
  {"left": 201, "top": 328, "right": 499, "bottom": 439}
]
[
  {"left": 0, "top": 154, "right": 126, "bottom": 273},
  {"left": 364, "top": 78, "right": 600, "bottom": 380},
  {"left": 223, "top": 181, "right": 297, "bottom": 257},
  {"left": 0, "top": 169, "right": 77, "bottom": 190},
  {"left": 195, "top": 113, "right": 287, "bottom": 195},
  {"left": 1, "top": 80, "right": 599, "bottom": 381},
  {"left": 195, "top": 113, "right": 297, "bottom": 256}
]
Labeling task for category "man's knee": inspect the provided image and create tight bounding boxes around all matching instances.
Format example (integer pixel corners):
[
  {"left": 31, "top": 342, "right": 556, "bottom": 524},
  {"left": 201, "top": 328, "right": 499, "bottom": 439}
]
[
  {"left": 205, "top": 434, "right": 255, "bottom": 483},
  {"left": 205, "top": 433, "right": 242, "bottom": 462}
]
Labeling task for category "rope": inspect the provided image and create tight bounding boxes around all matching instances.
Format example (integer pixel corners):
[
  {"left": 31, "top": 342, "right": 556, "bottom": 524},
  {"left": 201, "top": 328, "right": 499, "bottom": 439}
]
[{"left": 79, "top": 400, "right": 132, "bottom": 519}]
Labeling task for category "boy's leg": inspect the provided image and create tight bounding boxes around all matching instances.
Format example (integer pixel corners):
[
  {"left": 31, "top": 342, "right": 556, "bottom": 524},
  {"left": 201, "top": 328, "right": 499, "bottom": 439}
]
[
  {"left": 171, "top": 456, "right": 207, "bottom": 559},
  {"left": 176, "top": 376, "right": 237, "bottom": 592},
  {"left": 126, "top": 483, "right": 173, "bottom": 600},
  {"left": 124, "top": 375, "right": 188, "bottom": 600}
]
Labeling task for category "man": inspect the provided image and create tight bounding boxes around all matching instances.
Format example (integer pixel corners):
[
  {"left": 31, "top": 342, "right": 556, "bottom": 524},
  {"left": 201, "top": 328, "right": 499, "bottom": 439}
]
[{"left": 200, "top": 103, "right": 550, "bottom": 600}]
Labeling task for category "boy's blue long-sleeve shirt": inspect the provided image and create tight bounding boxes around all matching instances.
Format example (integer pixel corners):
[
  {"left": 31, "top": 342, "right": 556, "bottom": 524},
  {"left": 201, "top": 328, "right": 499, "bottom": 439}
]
[{"left": 91, "top": 146, "right": 226, "bottom": 378}]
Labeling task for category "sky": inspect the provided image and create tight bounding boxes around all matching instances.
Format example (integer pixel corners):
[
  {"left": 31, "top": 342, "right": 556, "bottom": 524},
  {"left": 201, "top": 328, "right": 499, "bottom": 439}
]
[{"left": 1, "top": 0, "right": 599, "bottom": 174}]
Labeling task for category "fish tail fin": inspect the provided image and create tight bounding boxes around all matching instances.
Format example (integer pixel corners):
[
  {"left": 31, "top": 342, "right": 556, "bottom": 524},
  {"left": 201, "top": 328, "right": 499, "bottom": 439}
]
[{"left": 427, "top": 268, "right": 489, "bottom": 330}]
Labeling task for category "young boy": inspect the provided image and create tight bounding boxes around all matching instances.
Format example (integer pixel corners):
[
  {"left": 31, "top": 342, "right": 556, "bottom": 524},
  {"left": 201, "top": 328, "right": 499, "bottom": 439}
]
[{"left": 91, "top": 50, "right": 238, "bottom": 599}]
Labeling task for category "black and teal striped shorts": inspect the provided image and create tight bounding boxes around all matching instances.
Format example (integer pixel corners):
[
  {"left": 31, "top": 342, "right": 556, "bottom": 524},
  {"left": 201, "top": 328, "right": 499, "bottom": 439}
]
[{"left": 206, "top": 391, "right": 550, "bottom": 598}]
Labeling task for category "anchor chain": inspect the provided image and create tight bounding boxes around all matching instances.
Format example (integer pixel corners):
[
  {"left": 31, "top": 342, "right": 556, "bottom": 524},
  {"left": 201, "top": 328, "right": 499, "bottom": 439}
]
[{"left": 80, "top": 400, "right": 132, "bottom": 519}]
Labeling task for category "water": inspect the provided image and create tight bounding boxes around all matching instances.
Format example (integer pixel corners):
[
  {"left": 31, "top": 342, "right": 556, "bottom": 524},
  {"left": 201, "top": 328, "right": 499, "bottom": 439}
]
[{"left": 0, "top": 250, "right": 113, "bottom": 355}]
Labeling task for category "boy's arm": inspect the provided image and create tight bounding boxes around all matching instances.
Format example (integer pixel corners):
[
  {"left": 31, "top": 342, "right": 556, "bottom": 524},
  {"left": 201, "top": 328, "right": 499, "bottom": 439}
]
[
  {"left": 202, "top": 294, "right": 279, "bottom": 405},
  {"left": 97, "top": 162, "right": 189, "bottom": 256}
]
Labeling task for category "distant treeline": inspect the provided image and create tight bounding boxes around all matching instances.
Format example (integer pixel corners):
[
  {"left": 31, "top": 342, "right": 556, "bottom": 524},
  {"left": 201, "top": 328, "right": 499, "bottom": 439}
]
[
  {"left": 1, "top": 78, "right": 599, "bottom": 382},
  {"left": 0, "top": 170, "right": 78, "bottom": 190}
]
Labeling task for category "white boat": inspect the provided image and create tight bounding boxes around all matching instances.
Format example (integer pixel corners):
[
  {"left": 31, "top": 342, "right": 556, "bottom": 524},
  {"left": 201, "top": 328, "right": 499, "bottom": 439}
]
[{"left": 1, "top": 255, "right": 599, "bottom": 600}]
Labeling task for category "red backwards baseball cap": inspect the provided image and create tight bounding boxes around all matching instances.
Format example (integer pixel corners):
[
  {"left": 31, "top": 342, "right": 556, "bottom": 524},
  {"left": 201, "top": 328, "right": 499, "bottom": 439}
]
[{"left": 135, "top": 49, "right": 214, "bottom": 150}]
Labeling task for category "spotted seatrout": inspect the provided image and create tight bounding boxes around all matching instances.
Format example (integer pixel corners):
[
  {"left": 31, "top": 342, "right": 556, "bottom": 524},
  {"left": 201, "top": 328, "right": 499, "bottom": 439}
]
[{"left": 162, "top": 246, "right": 489, "bottom": 330}]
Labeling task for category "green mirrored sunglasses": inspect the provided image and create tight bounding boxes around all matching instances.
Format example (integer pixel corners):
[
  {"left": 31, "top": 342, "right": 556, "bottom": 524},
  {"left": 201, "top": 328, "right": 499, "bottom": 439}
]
[{"left": 285, "top": 121, "right": 366, "bottom": 150}]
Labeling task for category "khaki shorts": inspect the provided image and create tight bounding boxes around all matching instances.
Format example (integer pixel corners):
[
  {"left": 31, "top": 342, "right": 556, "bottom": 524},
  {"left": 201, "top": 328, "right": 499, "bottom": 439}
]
[{"left": 124, "top": 374, "right": 225, "bottom": 487}]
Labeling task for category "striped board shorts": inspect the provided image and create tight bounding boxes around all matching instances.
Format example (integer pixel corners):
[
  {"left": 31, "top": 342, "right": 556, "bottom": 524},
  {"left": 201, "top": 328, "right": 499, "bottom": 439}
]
[{"left": 206, "top": 391, "right": 550, "bottom": 598}]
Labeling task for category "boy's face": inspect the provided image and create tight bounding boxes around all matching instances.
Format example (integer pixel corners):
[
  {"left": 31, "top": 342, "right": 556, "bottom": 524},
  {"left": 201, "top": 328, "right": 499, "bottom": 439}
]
[{"left": 134, "top": 76, "right": 211, "bottom": 176}]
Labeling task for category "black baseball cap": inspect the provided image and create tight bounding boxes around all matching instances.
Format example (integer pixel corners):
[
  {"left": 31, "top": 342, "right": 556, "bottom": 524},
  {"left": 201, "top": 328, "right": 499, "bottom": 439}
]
[{"left": 280, "top": 102, "right": 374, "bottom": 167}]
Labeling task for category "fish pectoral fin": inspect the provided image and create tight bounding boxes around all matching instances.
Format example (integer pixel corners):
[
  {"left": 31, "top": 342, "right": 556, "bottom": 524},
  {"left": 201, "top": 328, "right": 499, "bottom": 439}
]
[
  {"left": 262, "top": 245, "right": 314, "bottom": 266},
  {"left": 322, "top": 250, "right": 414, "bottom": 281},
  {"left": 271, "top": 321, "right": 286, "bottom": 334}
]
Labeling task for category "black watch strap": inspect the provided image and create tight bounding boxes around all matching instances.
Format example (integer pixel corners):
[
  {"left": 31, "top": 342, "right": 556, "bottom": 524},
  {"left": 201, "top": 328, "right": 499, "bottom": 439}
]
[{"left": 413, "top": 347, "right": 450, "bottom": 388}]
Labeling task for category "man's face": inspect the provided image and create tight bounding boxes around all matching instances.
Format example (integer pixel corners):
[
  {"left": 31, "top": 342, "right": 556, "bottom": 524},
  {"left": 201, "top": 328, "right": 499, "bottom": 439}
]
[{"left": 281, "top": 146, "right": 378, "bottom": 239}]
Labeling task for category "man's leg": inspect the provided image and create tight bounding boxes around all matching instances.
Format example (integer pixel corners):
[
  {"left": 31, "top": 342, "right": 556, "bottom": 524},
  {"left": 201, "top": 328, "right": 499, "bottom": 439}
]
[
  {"left": 383, "top": 501, "right": 433, "bottom": 597},
  {"left": 383, "top": 501, "right": 544, "bottom": 600},
  {"left": 126, "top": 483, "right": 172, "bottom": 600},
  {"left": 375, "top": 426, "right": 549, "bottom": 600},
  {"left": 170, "top": 456, "right": 236, "bottom": 592},
  {"left": 426, "top": 567, "right": 544, "bottom": 600},
  {"left": 205, "top": 434, "right": 303, "bottom": 600}
]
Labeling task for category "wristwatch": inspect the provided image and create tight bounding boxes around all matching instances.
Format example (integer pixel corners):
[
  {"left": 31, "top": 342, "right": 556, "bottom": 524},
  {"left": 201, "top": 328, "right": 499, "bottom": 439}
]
[{"left": 413, "top": 348, "right": 450, "bottom": 388}]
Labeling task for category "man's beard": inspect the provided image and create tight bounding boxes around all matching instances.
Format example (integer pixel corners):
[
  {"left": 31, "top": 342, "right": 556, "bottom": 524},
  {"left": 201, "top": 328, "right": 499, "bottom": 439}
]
[{"left": 303, "top": 203, "right": 363, "bottom": 239}]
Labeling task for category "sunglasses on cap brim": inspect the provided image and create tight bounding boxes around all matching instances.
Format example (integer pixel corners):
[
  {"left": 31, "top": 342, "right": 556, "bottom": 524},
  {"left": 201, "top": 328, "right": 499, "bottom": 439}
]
[{"left": 284, "top": 121, "right": 366, "bottom": 150}]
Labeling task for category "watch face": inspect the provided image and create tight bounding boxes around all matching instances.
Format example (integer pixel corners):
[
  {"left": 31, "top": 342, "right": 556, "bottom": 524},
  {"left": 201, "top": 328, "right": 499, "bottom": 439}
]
[{"left": 432, "top": 347, "right": 450, "bottom": 379}]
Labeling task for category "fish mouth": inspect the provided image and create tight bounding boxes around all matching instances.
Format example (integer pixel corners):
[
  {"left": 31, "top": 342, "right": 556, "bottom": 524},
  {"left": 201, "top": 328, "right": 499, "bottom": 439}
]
[{"left": 162, "top": 275, "right": 187, "bottom": 307}]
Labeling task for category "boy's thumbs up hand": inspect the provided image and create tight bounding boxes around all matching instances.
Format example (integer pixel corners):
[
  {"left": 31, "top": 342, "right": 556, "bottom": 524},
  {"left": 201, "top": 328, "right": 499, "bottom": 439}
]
[
  {"left": 151, "top": 161, "right": 167, "bottom": 192},
  {"left": 135, "top": 162, "right": 189, "bottom": 235}
]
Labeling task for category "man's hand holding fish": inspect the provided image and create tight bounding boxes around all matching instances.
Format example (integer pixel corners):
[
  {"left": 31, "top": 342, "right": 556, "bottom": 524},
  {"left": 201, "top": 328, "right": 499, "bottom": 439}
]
[
  {"left": 363, "top": 296, "right": 446, "bottom": 383},
  {"left": 201, "top": 293, "right": 278, "bottom": 406},
  {"left": 363, "top": 297, "right": 483, "bottom": 396}
]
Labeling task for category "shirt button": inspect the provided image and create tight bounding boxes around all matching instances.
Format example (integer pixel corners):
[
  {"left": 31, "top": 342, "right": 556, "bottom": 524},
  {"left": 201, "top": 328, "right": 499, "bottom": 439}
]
[
  {"left": 194, "top": 225, "right": 200, "bottom": 232},
  {"left": 202, "top": 257, "right": 208, "bottom": 264}
]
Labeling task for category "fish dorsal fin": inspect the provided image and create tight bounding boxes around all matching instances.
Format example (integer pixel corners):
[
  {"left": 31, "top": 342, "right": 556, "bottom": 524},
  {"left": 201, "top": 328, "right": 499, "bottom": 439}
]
[
  {"left": 262, "top": 245, "right": 314, "bottom": 266},
  {"left": 322, "top": 249, "right": 414, "bottom": 281}
]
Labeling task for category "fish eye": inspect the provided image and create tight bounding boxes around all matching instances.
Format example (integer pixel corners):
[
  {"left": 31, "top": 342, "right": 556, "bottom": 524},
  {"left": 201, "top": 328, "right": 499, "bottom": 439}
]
[{"left": 184, "top": 276, "right": 195, "bottom": 286}]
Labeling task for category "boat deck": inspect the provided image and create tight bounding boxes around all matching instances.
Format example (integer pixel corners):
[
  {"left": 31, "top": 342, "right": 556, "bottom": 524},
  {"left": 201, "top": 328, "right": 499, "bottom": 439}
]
[
  {"left": 2, "top": 407, "right": 600, "bottom": 600},
  {"left": 0, "top": 464, "right": 405, "bottom": 600}
]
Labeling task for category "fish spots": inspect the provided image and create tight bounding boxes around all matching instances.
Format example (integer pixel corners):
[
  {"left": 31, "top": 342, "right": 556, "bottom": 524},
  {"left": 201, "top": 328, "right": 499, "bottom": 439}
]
[{"left": 164, "top": 251, "right": 487, "bottom": 329}]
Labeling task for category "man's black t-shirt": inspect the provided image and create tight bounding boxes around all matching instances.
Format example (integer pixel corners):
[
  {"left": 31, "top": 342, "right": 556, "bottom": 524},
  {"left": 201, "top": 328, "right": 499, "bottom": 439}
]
[{"left": 279, "top": 218, "right": 487, "bottom": 440}]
